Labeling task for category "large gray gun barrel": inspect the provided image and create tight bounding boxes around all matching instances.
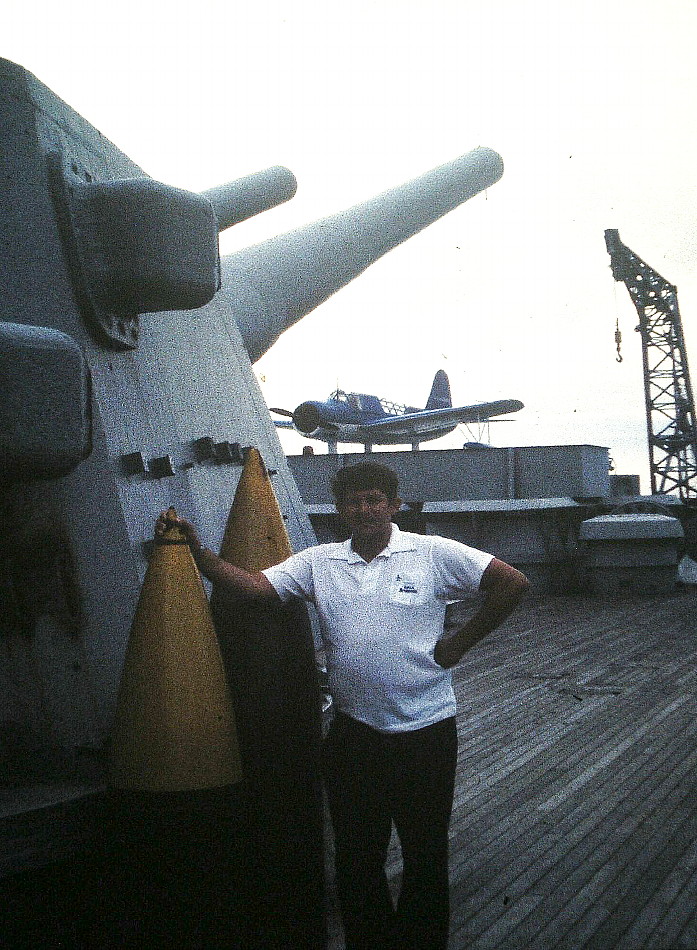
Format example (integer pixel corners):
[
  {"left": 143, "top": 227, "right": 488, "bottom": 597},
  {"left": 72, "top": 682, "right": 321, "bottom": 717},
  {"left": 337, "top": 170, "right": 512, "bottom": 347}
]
[
  {"left": 221, "top": 147, "right": 503, "bottom": 363},
  {"left": 203, "top": 166, "right": 297, "bottom": 232}
]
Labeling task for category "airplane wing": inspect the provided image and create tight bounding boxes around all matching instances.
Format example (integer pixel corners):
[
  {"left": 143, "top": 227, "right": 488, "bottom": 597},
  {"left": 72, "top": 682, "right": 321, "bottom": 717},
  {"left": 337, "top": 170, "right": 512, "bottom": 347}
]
[{"left": 362, "top": 400, "right": 524, "bottom": 437}]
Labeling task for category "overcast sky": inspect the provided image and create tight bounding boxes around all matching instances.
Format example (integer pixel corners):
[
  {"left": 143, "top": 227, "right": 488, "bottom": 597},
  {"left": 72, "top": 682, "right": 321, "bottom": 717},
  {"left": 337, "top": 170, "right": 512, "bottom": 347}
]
[{"left": 5, "top": 0, "right": 696, "bottom": 490}]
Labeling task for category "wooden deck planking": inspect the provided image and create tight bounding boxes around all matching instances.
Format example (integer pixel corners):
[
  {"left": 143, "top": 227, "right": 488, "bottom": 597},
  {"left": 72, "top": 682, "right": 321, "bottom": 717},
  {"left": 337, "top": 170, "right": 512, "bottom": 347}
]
[
  {"left": 326, "top": 591, "right": 697, "bottom": 949},
  {"left": 444, "top": 592, "right": 697, "bottom": 950},
  {"left": 495, "top": 757, "right": 697, "bottom": 949}
]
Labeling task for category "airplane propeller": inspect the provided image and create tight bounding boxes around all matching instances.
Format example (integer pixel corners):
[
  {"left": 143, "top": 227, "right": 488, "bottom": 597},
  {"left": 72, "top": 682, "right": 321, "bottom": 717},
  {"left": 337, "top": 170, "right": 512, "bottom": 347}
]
[{"left": 270, "top": 405, "right": 340, "bottom": 432}]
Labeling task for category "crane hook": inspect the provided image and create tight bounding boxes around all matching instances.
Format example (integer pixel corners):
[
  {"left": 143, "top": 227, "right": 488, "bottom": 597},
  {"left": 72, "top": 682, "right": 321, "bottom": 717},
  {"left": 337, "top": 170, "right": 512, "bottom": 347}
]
[{"left": 615, "top": 318, "right": 623, "bottom": 363}]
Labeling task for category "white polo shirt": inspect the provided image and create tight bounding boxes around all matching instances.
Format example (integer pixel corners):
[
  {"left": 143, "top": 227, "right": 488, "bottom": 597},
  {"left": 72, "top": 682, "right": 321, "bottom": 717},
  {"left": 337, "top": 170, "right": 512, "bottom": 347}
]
[{"left": 262, "top": 526, "right": 493, "bottom": 733}]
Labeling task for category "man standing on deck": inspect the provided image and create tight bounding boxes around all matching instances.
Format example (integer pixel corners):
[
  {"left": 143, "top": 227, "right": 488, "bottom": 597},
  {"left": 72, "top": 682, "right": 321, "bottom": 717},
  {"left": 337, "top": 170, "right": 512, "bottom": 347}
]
[{"left": 156, "top": 461, "right": 528, "bottom": 950}]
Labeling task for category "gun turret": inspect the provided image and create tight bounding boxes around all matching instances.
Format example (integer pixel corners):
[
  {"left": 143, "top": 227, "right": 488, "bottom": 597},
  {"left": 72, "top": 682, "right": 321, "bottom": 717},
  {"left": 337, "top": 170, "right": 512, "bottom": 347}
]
[
  {"left": 222, "top": 147, "right": 503, "bottom": 362},
  {"left": 1, "top": 59, "right": 510, "bottom": 940},
  {"left": 0, "top": 57, "right": 505, "bottom": 790}
]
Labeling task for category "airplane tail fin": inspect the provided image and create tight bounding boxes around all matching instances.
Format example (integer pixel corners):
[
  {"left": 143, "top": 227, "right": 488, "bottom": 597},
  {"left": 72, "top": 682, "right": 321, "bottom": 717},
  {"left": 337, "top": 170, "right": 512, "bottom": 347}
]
[{"left": 426, "top": 370, "right": 451, "bottom": 410}]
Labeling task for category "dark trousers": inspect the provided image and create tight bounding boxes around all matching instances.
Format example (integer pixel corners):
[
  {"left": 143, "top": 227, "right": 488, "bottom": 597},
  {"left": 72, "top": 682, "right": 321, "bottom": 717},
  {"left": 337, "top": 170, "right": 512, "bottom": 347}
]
[{"left": 322, "top": 712, "right": 458, "bottom": 950}]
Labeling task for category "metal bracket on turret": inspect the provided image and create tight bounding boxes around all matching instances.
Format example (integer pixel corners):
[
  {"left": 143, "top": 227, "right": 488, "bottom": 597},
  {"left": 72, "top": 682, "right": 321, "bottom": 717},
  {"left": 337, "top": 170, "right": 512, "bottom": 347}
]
[
  {"left": 120, "top": 438, "right": 250, "bottom": 479},
  {"left": 193, "top": 438, "right": 245, "bottom": 466},
  {"left": 121, "top": 452, "right": 176, "bottom": 478}
]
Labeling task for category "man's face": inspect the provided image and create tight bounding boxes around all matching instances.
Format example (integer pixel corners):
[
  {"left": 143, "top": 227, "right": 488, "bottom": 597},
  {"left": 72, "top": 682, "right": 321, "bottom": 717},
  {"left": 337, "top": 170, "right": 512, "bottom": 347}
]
[{"left": 336, "top": 488, "right": 401, "bottom": 543}]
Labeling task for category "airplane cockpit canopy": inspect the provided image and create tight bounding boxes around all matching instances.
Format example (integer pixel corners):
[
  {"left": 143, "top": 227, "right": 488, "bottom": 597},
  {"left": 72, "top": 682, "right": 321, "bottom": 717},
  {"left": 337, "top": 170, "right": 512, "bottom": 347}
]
[
  {"left": 329, "top": 390, "right": 409, "bottom": 417},
  {"left": 330, "top": 390, "right": 364, "bottom": 411}
]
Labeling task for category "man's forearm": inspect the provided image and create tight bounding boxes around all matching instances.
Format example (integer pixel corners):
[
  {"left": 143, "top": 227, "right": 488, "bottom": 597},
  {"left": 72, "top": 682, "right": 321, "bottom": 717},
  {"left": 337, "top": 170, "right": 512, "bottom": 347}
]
[
  {"left": 192, "top": 545, "right": 278, "bottom": 600},
  {"left": 450, "top": 588, "right": 522, "bottom": 654},
  {"left": 435, "top": 561, "right": 529, "bottom": 668}
]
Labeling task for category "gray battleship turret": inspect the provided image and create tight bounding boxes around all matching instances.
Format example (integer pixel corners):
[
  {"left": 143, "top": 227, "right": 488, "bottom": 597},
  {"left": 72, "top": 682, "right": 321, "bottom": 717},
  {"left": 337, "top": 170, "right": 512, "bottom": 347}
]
[
  {"left": 0, "top": 56, "right": 502, "bottom": 801},
  {"left": 0, "top": 55, "right": 504, "bottom": 946}
]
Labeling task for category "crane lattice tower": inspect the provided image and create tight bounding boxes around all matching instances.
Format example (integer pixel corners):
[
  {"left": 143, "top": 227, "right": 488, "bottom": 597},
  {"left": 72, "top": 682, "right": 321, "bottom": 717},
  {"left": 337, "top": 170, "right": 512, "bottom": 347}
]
[{"left": 605, "top": 228, "right": 697, "bottom": 502}]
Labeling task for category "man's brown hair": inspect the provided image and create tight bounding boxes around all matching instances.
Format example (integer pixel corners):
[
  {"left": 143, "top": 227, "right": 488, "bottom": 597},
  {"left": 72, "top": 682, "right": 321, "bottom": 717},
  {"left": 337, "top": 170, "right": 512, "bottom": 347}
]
[{"left": 331, "top": 462, "right": 399, "bottom": 505}]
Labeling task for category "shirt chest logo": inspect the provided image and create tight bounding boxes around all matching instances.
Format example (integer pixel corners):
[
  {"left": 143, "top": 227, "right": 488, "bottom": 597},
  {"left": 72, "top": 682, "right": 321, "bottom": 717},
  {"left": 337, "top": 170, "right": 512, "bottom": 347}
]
[{"left": 389, "top": 569, "right": 431, "bottom": 606}]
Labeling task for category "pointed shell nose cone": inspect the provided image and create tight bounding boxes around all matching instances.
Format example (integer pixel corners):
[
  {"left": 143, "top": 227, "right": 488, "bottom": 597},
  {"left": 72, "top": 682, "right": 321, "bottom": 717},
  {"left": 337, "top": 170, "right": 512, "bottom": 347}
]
[
  {"left": 219, "top": 447, "right": 293, "bottom": 571},
  {"left": 109, "top": 508, "right": 242, "bottom": 791}
]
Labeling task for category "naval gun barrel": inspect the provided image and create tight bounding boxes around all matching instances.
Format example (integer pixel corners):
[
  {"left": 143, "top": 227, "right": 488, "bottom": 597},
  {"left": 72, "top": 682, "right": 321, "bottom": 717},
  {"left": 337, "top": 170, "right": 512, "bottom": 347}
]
[
  {"left": 220, "top": 147, "right": 504, "bottom": 362},
  {"left": 203, "top": 166, "right": 297, "bottom": 232}
]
